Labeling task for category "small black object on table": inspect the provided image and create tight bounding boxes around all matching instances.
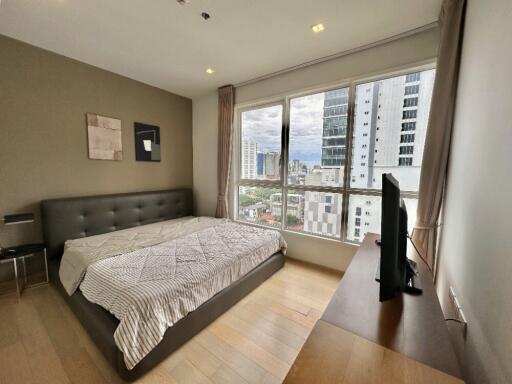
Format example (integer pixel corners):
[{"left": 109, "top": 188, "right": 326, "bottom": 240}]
[{"left": 0, "top": 243, "right": 48, "bottom": 297}]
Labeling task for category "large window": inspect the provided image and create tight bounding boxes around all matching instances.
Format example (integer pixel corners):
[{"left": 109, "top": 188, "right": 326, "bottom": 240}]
[{"left": 236, "top": 67, "right": 435, "bottom": 243}]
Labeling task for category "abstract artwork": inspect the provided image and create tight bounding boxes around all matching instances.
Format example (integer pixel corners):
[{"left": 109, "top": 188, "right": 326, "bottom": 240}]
[
  {"left": 86, "top": 113, "right": 122, "bottom": 160},
  {"left": 134, "top": 122, "right": 161, "bottom": 162}
]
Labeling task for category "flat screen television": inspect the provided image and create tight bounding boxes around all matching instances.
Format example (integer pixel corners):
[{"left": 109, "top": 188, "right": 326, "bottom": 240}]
[{"left": 376, "top": 173, "right": 422, "bottom": 301}]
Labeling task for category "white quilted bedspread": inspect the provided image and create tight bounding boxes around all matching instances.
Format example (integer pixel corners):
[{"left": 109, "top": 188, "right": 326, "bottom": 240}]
[
  {"left": 72, "top": 219, "right": 286, "bottom": 370},
  {"left": 59, "top": 216, "right": 223, "bottom": 295}
]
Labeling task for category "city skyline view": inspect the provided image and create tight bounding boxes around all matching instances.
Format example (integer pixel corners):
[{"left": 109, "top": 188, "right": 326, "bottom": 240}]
[{"left": 239, "top": 69, "right": 435, "bottom": 242}]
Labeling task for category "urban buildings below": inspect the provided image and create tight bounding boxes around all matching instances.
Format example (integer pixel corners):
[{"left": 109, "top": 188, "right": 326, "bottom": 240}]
[{"left": 238, "top": 70, "right": 434, "bottom": 242}]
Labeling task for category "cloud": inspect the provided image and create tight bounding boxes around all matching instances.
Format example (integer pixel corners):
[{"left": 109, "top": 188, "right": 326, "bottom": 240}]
[
  {"left": 241, "top": 93, "right": 328, "bottom": 163},
  {"left": 289, "top": 93, "right": 323, "bottom": 162},
  {"left": 241, "top": 105, "right": 282, "bottom": 152}
]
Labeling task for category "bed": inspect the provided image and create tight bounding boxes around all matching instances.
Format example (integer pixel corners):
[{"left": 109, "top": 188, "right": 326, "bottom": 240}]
[{"left": 41, "top": 189, "right": 285, "bottom": 382}]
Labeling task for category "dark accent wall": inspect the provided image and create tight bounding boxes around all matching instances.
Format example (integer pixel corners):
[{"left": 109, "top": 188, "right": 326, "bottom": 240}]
[{"left": 0, "top": 34, "right": 193, "bottom": 281}]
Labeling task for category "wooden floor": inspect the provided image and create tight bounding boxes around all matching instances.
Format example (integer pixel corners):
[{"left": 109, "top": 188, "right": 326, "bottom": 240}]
[{"left": 0, "top": 259, "right": 341, "bottom": 384}]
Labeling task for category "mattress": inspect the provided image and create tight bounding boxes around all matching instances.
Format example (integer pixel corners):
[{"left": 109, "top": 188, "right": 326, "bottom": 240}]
[{"left": 60, "top": 217, "right": 286, "bottom": 370}]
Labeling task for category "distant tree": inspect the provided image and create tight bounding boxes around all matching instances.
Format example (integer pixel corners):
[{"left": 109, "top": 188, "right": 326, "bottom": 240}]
[
  {"left": 239, "top": 194, "right": 256, "bottom": 207},
  {"left": 286, "top": 214, "right": 300, "bottom": 226},
  {"left": 252, "top": 187, "right": 273, "bottom": 200}
]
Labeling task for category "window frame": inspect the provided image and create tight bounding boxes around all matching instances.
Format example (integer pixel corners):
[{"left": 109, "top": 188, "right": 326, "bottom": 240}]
[{"left": 233, "top": 61, "right": 436, "bottom": 245}]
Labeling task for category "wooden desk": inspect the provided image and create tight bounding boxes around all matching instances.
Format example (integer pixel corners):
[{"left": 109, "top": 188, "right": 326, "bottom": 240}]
[{"left": 284, "top": 233, "right": 463, "bottom": 383}]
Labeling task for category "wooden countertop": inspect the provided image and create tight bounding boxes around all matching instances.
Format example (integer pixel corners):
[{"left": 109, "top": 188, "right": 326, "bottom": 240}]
[
  {"left": 284, "top": 233, "right": 463, "bottom": 383},
  {"left": 284, "top": 319, "right": 463, "bottom": 384}
]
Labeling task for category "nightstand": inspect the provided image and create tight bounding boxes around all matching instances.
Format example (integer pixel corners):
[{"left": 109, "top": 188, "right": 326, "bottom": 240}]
[{"left": 0, "top": 243, "right": 48, "bottom": 297}]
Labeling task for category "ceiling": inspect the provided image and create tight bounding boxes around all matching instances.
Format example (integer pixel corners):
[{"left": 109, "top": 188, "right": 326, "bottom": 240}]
[{"left": 0, "top": 0, "right": 442, "bottom": 98}]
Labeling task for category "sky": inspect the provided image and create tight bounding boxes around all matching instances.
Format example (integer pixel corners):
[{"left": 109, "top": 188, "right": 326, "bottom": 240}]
[{"left": 241, "top": 92, "right": 324, "bottom": 165}]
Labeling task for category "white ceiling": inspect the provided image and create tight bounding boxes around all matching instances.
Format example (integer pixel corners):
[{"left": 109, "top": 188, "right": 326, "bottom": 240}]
[{"left": 0, "top": 0, "right": 442, "bottom": 98}]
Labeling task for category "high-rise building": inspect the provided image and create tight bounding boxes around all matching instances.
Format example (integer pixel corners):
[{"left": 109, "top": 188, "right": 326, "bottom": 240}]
[
  {"left": 321, "top": 88, "right": 348, "bottom": 175},
  {"left": 290, "top": 159, "right": 301, "bottom": 175},
  {"left": 257, "top": 152, "right": 265, "bottom": 177},
  {"left": 264, "top": 152, "right": 280, "bottom": 179},
  {"left": 303, "top": 88, "right": 348, "bottom": 237},
  {"left": 303, "top": 191, "right": 342, "bottom": 237},
  {"left": 241, "top": 141, "right": 257, "bottom": 179},
  {"left": 348, "top": 70, "right": 434, "bottom": 242},
  {"left": 350, "top": 70, "right": 434, "bottom": 191}
]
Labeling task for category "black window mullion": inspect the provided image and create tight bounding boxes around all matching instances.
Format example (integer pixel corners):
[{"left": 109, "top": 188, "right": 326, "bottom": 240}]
[{"left": 281, "top": 100, "right": 289, "bottom": 231}]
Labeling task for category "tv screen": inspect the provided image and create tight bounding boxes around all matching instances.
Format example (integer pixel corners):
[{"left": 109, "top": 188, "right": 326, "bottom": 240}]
[
  {"left": 377, "top": 174, "right": 422, "bottom": 301},
  {"left": 379, "top": 173, "right": 404, "bottom": 301}
]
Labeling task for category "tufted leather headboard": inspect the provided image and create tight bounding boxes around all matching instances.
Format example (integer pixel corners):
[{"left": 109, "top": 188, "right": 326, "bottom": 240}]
[{"left": 41, "top": 189, "right": 193, "bottom": 259}]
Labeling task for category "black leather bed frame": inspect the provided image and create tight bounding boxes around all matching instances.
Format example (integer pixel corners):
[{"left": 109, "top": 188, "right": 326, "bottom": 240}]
[{"left": 41, "top": 189, "right": 284, "bottom": 382}]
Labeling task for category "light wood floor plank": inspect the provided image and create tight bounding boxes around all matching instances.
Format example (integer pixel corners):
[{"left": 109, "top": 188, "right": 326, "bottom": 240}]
[
  {"left": 266, "top": 277, "right": 335, "bottom": 306},
  {"left": 208, "top": 320, "right": 291, "bottom": 379},
  {"left": 240, "top": 301, "right": 311, "bottom": 339},
  {"left": 0, "top": 259, "right": 340, "bottom": 384},
  {"left": 257, "top": 281, "right": 328, "bottom": 312},
  {"left": 210, "top": 363, "right": 250, "bottom": 384},
  {"left": 195, "top": 330, "right": 268, "bottom": 384},
  {"left": 219, "top": 311, "right": 299, "bottom": 360},
  {"left": 0, "top": 341, "right": 36, "bottom": 384},
  {"left": 180, "top": 339, "right": 223, "bottom": 377},
  {"left": 30, "top": 288, "right": 109, "bottom": 383},
  {"left": 248, "top": 287, "right": 312, "bottom": 316},
  {"left": 0, "top": 296, "right": 19, "bottom": 349},
  {"left": 170, "top": 359, "right": 213, "bottom": 384},
  {"left": 229, "top": 303, "right": 306, "bottom": 350}
]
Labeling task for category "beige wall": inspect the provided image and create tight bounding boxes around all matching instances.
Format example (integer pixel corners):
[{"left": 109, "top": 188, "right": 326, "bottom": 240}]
[
  {"left": 193, "top": 27, "right": 439, "bottom": 271},
  {"left": 192, "top": 93, "right": 218, "bottom": 217},
  {"left": 0, "top": 35, "right": 193, "bottom": 261},
  {"left": 436, "top": 1, "right": 512, "bottom": 383}
]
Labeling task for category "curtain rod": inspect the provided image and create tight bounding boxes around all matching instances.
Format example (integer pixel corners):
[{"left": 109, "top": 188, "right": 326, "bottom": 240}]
[{"left": 234, "top": 21, "right": 439, "bottom": 88}]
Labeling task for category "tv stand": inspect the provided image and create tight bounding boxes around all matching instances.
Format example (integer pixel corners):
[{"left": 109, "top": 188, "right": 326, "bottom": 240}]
[
  {"left": 374, "top": 256, "right": 423, "bottom": 294},
  {"left": 374, "top": 238, "right": 423, "bottom": 295},
  {"left": 405, "top": 258, "right": 422, "bottom": 294},
  {"left": 284, "top": 233, "right": 463, "bottom": 383}
]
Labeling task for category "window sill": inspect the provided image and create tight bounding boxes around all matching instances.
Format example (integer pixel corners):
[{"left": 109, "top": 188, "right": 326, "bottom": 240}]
[{"left": 233, "top": 219, "right": 360, "bottom": 248}]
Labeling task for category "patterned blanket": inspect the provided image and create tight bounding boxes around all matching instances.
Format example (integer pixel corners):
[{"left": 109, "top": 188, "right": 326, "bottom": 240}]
[
  {"left": 60, "top": 218, "right": 286, "bottom": 370},
  {"left": 59, "top": 216, "right": 225, "bottom": 295}
]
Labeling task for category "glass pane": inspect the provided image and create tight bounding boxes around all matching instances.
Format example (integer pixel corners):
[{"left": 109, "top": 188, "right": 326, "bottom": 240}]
[
  {"left": 403, "top": 198, "right": 418, "bottom": 235},
  {"left": 240, "top": 105, "right": 282, "bottom": 180},
  {"left": 347, "top": 194, "right": 418, "bottom": 243},
  {"left": 350, "top": 69, "right": 435, "bottom": 191},
  {"left": 347, "top": 195, "right": 381, "bottom": 242},
  {"left": 286, "top": 189, "right": 342, "bottom": 238},
  {"left": 238, "top": 186, "right": 281, "bottom": 228},
  {"left": 288, "top": 88, "right": 348, "bottom": 187}
]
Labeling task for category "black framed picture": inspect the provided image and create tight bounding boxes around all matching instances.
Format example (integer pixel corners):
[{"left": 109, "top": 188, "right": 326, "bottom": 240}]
[{"left": 134, "top": 122, "right": 160, "bottom": 162}]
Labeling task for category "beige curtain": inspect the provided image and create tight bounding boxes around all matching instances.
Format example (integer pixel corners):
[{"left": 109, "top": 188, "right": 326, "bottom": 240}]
[
  {"left": 413, "top": 0, "right": 466, "bottom": 270},
  {"left": 215, "top": 85, "right": 235, "bottom": 218}
]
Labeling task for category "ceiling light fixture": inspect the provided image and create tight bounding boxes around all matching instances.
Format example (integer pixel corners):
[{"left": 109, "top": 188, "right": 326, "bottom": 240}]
[
  {"left": 205, "top": 68, "right": 215, "bottom": 75},
  {"left": 311, "top": 23, "right": 325, "bottom": 33},
  {"left": 176, "top": 0, "right": 190, "bottom": 5}
]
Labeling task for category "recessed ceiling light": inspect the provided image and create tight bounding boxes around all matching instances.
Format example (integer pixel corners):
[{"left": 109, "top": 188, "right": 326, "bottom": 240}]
[
  {"left": 205, "top": 68, "right": 215, "bottom": 75},
  {"left": 176, "top": 0, "right": 190, "bottom": 5},
  {"left": 311, "top": 23, "right": 325, "bottom": 33}
]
